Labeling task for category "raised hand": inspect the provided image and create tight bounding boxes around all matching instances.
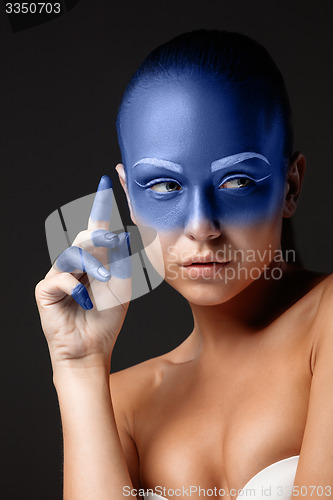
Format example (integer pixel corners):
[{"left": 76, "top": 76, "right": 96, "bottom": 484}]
[{"left": 35, "top": 175, "right": 132, "bottom": 370}]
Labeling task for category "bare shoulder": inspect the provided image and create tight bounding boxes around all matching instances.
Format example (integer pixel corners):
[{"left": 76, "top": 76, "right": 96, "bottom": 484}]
[
  {"left": 110, "top": 354, "right": 168, "bottom": 394},
  {"left": 311, "top": 271, "right": 333, "bottom": 319},
  {"left": 318, "top": 271, "right": 333, "bottom": 298},
  {"left": 109, "top": 353, "right": 174, "bottom": 431},
  {"left": 284, "top": 266, "right": 333, "bottom": 315},
  {"left": 292, "top": 273, "right": 333, "bottom": 485},
  {"left": 309, "top": 271, "right": 333, "bottom": 371}
]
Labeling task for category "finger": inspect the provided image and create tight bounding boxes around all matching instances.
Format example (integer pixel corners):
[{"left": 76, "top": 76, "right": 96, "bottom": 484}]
[
  {"left": 72, "top": 229, "right": 119, "bottom": 270},
  {"left": 71, "top": 283, "right": 93, "bottom": 310},
  {"left": 36, "top": 273, "right": 93, "bottom": 310},
  {"left": 91, "top": 229, "right": 120, "bottom": 248},
  {"left": 71, "top": 229, "right": 120, "bottom": 251},
  {"left": 51, "top": 246, "right": 111, "bottom": 281},
  {"left": 108, "top": 232, "right": 132, "bottom": 279},
  {"left": 88, "top": 175, "right": 113, "bottom": 231},
  {"left": 90, "top": 233, "right": 132, "bottom": 311}
]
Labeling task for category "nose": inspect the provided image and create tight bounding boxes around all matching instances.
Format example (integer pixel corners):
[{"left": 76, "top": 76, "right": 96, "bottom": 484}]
[{"left": 184, "top": 187, "right": 222, "bottom": 241}]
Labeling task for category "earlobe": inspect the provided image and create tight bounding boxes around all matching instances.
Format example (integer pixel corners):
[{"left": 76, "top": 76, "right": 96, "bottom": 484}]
[
  {"left": 115, "top": 163, "right": 137, "bottom": 225},
  {"left": 283, "top": 152, "right": 306, "bottom": 218}
]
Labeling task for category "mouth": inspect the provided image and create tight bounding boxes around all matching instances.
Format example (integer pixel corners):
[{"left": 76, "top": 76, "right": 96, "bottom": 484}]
[
  {"left": 180, "top": 259, "right": 231, "bottom": 279},
  {"left": 182, "top": 257, "right": 231, "bottom": 266}
]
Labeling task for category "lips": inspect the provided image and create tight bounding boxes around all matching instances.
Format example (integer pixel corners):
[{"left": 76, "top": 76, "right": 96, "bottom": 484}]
[
  {"left": 181, "top": 255, "right": 230, "bottom": 266},
  {"left": 180, "top": 259, "right": 231, "bottom": 279}
]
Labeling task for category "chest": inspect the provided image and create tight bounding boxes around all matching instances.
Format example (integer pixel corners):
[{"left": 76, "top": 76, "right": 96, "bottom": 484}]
[{"left": 135, "top": 349, "right": 312, "bottom": 494}]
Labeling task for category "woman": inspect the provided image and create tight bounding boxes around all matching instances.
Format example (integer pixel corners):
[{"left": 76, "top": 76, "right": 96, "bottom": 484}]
[{"left": 35, "top": 30, "right": 333, "bottom": 499}]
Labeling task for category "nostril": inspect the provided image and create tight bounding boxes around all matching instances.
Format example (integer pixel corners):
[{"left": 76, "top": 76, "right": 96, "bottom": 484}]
[{"left": 185, "top": 220, "right": 222, "bottom": 242}]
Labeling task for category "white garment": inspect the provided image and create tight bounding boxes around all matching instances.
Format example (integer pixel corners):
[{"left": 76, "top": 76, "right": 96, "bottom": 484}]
[{"left": 142, "top": 455, "right": 300, "bottom": 499}]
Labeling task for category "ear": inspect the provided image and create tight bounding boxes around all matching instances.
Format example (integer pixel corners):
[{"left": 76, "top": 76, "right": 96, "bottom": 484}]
[
  {"left": 115, "top": 163, "right": 137, "bottom": 225},
  {"left": 283, "top": 152, "right": 306, "bottom": 218}
]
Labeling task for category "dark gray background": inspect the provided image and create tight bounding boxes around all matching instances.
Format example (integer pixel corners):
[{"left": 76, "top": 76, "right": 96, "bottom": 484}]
[{"left": 1, "top": 1, "right": 332, "bottom": 498}]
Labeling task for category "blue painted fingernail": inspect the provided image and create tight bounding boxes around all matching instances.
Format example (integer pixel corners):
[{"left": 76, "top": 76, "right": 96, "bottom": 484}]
[
  {"left": 97, "top": 266, "right": 111, "bottom": 278},
  {"left": 104, "top": 233, "right": 118, "bottom": 241},
  {"left": 84, "top": 297, "right": 93, "bottom": 310},
  {"left": 97, "top": 175, "right": 112, "bottom": 191},
  {"left": 71, "top": 283, "right": 93, "bottom": 310},
  {"left": 91, "top": 229, "right": 119, "bottom": 247}
]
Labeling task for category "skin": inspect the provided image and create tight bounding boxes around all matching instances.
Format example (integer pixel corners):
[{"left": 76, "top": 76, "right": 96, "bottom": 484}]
[
  {"left": 36, "top": 175, "right": 135, "bottom": 499},
  {"left": 117, "top": 78, "right": 299, "bottom": 306},
  {"left": 35, "top": 75, "right": 333, "bottom": 499},
  {"left": 110, "top": 272, "right": 333, "bottom": 497},
  {"left": 111, "top": 76, "right": 333, "bottom": 496},
  {"left": 55, "top": 175, "right": 131, "bottom": 309}
]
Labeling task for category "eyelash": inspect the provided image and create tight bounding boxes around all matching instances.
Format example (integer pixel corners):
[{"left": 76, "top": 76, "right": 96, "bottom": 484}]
[
  {"left": 134, "top": 174, "right": 271, "bottom": 193},
  {"left": 134, "top": 178, "right": 181, "bottom": 192},
  {"left": 218, "top": 173, "right": 271, "bottom": 190},
  {"left": 218, "top": 174, "right": 256, "bottom": 189}
]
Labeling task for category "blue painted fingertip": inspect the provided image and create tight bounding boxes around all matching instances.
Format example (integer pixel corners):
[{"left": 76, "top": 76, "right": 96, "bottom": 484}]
[
  {"left": 71, "top": 283, "right": 93, "bottom": 310},
  {"left": 84, "top": 297, "right": 94, "bottom": 310},
  {"left": 90, "top": 175, "right": 113, "bottom": 222},
  {"left": 97, "top": 266, "right": 111, "bottom": 279},
  {"left": 97, "top": 175, "right": 113, "bottom": 191}
]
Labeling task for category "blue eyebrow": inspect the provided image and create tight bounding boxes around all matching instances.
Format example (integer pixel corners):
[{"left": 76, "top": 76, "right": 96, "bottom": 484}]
[
  {"left": 132, "top": 158, "right": 183, "bottom": 173},
  {"left": 211, "top": 152, "right": 271, "bottom": 172}
]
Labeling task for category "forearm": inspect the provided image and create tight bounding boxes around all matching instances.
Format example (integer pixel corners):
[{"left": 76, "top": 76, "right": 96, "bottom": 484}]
[{"left": 54, "top": 366, "right": 134, "bottom": 500}]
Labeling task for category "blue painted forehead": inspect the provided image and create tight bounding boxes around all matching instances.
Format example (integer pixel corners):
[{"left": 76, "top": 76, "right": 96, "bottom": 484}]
[
  {"left": 117, "top": 75, "right": 286, "bottom": 172},
  {"left": 116, "top": 76, "right": 288, "bottom": 231},
  {"left": 116, "top": 30, "right": 293, "bottom": 165}
]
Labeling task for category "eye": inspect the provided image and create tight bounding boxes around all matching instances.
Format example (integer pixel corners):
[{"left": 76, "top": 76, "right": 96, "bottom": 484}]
[
  {"left": 150, "top": 181, "right": 182, "bottom": 193},
  {"left": 219, "top": 177, "right": 253, "bottom": 189}
]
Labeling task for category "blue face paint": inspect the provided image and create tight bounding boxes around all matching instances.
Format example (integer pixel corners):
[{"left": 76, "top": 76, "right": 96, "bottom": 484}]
[{"left": 119, "top": 78, "right": 287, "bottom": 232}]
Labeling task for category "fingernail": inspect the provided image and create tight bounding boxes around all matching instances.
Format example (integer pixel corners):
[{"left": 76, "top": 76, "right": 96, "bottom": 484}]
[
  {"left": 104, "top": 232, "right": 118, "bottom": 241},
  {"left": 84, "top": 297, "right": 93, "bottom": 310},
  {"left": 72, "top": 283, "right": 93, "bottom": 310},
  {"left": 97, "top": 175, "right": 112, "bottom": 191},
  {"left": 97, "top": 266, "right": 111, "bottom": 278}
]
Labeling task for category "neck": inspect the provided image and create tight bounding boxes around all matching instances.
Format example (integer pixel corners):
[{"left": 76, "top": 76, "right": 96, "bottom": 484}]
[{"left": 185, "top": 260, "right": 294, "bottom": 358}]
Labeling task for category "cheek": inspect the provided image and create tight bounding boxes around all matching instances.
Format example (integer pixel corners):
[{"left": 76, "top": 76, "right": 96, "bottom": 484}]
[
  {"left": 136, "top": 224, "right": 180, "bottom": 279},
  {"left": 129, "top": 184, "right": 188, "bottom": 230},
  {"left": 225, "top": 219, "right": 283, "bottom": 269},
  {"left": 219, "top": 176, "right": 286, "bottom": 225}
]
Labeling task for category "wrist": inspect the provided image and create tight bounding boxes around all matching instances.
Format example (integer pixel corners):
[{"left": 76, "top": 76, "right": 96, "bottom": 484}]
[{"left": 52, "top": 354, "right": 111, "bottom": 387}]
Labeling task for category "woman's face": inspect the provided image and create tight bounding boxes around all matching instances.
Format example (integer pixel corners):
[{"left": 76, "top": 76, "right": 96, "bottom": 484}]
[{"left": 118, "top": 76, "right": 289, "bottom": 305}]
